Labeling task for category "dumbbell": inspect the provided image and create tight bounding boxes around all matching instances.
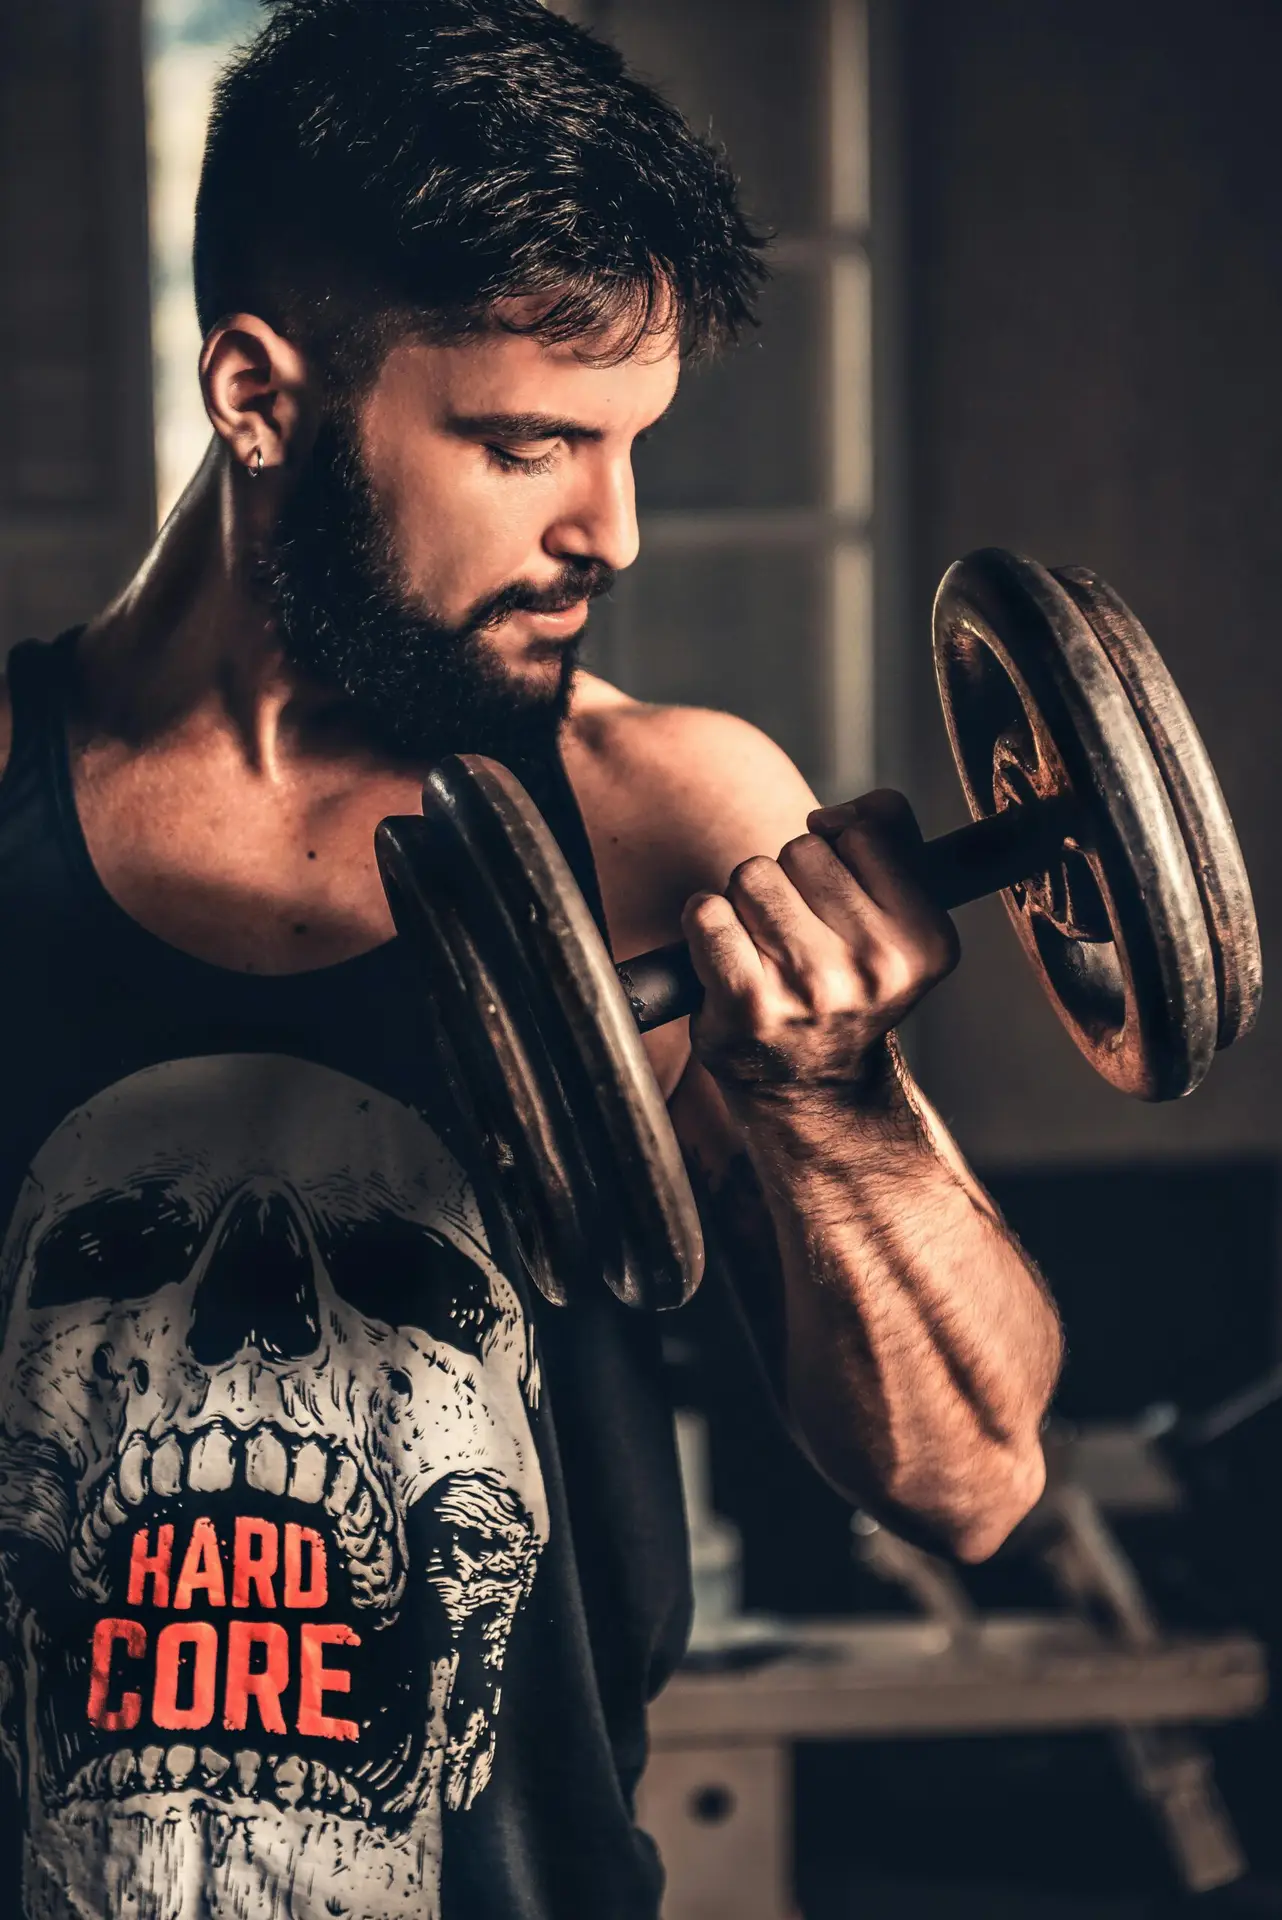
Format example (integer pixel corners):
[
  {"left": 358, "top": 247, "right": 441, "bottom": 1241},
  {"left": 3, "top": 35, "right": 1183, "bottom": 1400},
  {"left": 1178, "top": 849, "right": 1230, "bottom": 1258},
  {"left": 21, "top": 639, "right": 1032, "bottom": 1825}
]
[{"left": 376, "top": 548, "right": 1261, "bottom": 1313}]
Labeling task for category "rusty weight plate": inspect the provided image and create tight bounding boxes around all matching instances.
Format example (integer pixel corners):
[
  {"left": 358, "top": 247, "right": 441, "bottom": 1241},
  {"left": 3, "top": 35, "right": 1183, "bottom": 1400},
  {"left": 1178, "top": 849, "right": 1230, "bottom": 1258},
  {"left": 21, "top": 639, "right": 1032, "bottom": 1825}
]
[
  {"left": 377, "top": 755, "right": 704, "bottom": 1312},
  {"left": 933, "top": 549, "right": 1220, "bottom": 1099},
  {"left": 1051, "top": 566, "right": 1261, "bottom": 1052}
]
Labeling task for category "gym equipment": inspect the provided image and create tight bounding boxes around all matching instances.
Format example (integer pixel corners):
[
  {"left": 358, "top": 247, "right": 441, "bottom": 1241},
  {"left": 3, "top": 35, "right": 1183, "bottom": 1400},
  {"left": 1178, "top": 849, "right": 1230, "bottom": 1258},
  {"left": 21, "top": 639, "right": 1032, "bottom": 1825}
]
[
  {"left": 934, "top": 556, "right": 1259, "bottom": 1101},
  {"left": 376, "top": 548, "right": 1260, "bottom": 1312},
  {"left": 638, "top": 1445, "right": 1265, "bottom": 1920}
]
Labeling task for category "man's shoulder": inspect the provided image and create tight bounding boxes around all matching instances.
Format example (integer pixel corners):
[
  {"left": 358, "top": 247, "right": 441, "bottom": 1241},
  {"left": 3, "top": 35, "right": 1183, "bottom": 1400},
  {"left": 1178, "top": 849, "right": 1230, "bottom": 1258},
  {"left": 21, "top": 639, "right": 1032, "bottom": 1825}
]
[{"left": 565, "top": 672, "right": 819, "bottom": 899}]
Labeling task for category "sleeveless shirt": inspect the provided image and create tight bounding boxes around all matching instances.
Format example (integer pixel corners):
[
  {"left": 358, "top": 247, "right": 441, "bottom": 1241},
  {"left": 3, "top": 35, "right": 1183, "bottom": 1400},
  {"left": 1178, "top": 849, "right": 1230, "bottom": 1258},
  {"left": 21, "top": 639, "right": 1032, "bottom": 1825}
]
[{"left": 0, "top": 635, "right": 690, "bottom": 1920}]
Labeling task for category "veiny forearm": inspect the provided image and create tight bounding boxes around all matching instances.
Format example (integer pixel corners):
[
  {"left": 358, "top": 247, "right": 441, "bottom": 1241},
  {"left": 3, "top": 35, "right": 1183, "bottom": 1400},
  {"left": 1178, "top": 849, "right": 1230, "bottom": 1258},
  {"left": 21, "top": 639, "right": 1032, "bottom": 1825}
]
[{"left": 737, "top": 1091, "right": 1062, "bottom": 1560}]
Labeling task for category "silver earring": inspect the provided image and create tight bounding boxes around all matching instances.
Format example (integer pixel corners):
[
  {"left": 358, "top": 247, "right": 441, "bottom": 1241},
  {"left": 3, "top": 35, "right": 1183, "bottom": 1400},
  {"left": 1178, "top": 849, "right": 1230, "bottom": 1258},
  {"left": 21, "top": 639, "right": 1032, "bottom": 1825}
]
[{"left": 248, "top": 446, "right": 264, "bottom": 478}]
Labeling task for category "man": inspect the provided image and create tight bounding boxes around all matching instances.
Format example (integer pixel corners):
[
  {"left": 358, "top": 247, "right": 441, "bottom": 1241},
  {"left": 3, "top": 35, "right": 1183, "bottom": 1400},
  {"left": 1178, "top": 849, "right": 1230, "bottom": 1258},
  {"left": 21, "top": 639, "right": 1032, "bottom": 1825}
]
[{"left": 0, "top": 2, "right": 1061, "bottom": 1915}]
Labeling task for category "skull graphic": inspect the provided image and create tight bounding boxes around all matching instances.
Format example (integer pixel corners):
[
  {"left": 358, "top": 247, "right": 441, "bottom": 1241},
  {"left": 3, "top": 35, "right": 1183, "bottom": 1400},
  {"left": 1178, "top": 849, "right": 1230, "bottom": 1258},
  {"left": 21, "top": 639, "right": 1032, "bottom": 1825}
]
[{"left": 0, "top": 1054, "right": 549, "bottom": 1920}]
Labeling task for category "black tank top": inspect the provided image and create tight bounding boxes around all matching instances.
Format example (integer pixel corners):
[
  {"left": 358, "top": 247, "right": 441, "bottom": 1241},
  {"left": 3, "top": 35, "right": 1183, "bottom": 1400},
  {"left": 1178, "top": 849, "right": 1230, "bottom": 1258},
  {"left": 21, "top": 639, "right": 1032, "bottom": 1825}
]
[{"left": 0, "top": 636, "right": 689, "bottom": 1920}]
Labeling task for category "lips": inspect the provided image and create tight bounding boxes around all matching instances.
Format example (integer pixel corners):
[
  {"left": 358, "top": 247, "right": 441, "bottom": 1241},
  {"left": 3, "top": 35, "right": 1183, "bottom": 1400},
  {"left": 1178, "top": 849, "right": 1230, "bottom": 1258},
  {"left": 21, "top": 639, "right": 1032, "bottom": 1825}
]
[{"left": 70, "top": 1421, "right": 404, "bottom": 1616}]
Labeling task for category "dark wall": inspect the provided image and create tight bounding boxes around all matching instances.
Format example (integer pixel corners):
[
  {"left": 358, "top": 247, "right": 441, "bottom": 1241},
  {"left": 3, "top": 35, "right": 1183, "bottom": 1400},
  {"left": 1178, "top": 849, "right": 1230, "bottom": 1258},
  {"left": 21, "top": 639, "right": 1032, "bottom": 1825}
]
[
  {"left": 0, "top": 0, "right": 154, "bottom": 651},
  {"left": 893, "top": 0, "right": 1282, "bottom": 1165}
]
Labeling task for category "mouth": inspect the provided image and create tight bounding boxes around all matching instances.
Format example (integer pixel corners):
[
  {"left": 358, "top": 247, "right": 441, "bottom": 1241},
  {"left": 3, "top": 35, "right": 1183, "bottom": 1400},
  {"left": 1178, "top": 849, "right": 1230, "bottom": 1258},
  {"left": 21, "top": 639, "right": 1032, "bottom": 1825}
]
[
  {"left": 27, "top": 1422, "right": 454, "bottom": 1831},
  {"left": 62, "top": 1739, "right": 374, "bottom": 1818},
  {"left": 519, "top": 600, "right": 588, "bottom": 637},
  {"left": 70, "top": 1421, "right": 404, "bottom": 1615}
]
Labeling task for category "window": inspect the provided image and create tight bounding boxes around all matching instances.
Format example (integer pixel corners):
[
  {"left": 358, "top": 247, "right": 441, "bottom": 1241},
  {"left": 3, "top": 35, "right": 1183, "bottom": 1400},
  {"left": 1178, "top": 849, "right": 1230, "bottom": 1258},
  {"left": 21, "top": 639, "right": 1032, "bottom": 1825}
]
[
  {"left": 578, "top": 0, "right": 874, "bottom": 798},
  {"left": 145, "top": 0, "right": 257, "bottom": 524}
]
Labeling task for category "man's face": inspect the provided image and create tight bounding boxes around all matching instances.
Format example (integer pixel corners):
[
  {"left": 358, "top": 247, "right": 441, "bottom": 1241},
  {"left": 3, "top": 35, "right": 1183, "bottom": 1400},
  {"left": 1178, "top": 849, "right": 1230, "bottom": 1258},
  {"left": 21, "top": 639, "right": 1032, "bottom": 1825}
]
[{"left": 259, "top": 311, "right": 680, "bottom": 766}]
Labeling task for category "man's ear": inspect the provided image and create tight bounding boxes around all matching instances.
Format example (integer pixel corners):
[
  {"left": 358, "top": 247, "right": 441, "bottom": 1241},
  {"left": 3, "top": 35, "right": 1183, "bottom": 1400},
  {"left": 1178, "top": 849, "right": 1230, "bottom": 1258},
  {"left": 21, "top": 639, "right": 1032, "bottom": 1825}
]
[{"left": 199, "top": 313, "right": 315, "bottom": 479}]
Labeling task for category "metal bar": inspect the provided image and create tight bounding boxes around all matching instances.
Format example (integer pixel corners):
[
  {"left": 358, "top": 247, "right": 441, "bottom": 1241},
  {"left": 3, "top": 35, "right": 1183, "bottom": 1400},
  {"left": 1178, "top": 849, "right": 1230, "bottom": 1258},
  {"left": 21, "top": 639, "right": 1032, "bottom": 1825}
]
[
  {"left": 919, "top": 797, "right": 1078, "bottom": 912},
  {"left": 617, "top": 943, "right": 703, "bottom": 1035}
]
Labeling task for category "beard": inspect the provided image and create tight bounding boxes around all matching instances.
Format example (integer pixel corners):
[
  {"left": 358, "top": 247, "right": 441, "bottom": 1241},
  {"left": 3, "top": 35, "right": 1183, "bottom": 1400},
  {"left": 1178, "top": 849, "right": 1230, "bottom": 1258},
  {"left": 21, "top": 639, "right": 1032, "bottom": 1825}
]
[{"left": 251, "top": 413, "right": 615, "bottom": 769}]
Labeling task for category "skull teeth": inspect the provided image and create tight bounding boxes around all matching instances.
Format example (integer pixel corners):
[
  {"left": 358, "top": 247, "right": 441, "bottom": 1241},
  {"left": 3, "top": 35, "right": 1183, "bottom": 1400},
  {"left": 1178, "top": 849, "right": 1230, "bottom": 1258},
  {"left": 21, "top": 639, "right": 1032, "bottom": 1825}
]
[
  {"left": 188, "top": 1428, "right": 235, "bottom": 1494},
  {"left": 72, "top": 1425, "right": 402, "bottom": 1609},
  {"left": 118, "top": 1435, "right": 149, "bottom": 1507},
  {"left": 244, "top": 1429, "right": 289, "bottom": 1497},
  {"left": 289, "top": 1439, "right": 328, "bottom": 1503},
  {"left": 61, "top": 1744, "right": 372, "bottom": 1817}
]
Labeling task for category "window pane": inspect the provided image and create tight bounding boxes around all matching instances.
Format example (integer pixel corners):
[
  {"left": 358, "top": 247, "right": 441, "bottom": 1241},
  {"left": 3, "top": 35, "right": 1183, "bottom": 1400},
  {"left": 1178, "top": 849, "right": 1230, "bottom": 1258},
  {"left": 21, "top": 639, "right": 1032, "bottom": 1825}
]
[
  {"left": 599, "top": 0, "right": 828, "bottom": 237},
  {"left": 634, "top": 269, "right": 827, "bottom": 513},
  {"left": 602, "top": 547, "right": 827, "bottom": 781}
]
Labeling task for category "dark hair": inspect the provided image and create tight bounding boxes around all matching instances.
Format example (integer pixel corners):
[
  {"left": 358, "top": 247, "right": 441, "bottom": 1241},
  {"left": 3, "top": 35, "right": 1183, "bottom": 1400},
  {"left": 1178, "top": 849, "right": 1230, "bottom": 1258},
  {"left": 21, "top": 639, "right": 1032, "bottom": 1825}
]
[{"left": 194, "top": 0, "right": 767, "bottom": 388}]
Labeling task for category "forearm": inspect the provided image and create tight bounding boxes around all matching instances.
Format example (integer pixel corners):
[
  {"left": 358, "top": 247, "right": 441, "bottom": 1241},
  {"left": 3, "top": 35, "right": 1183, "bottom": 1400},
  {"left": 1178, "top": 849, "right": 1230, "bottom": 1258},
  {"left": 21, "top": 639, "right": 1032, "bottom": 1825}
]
[
  {"left": 673, "top": 788, "right": 1065, "bottom": 1559},
  {"left": 739, "top": 1076, "right": 1062, "bottom": 1559}
]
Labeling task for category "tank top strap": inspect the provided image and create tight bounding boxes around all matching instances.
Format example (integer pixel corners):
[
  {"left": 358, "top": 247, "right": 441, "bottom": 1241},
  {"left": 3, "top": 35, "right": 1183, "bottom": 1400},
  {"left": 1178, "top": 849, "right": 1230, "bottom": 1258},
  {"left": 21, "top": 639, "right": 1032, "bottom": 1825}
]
[
  {"left": 509, "top": 745, "right": 612, "bottom": 953},
  {"left": 2, "top": 632, "right": 77, "bottom": 785},
  {"left": 0, "top": 630, "right": 89, "bottom": 925}
]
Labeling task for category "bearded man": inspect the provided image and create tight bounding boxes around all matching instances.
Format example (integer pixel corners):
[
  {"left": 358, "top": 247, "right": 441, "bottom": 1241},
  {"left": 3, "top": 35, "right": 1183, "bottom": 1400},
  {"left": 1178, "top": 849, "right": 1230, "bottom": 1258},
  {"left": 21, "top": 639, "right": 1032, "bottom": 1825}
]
[{"left": 0, "top": 3, "right": 1061, "bottom": 1916}]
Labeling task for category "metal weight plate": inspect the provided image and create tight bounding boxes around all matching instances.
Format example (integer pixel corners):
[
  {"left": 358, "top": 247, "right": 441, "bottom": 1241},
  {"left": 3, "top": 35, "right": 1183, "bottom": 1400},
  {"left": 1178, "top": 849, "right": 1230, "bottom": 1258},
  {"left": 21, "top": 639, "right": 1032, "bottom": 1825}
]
[
  {"left": 377, "top": 755, "right": 704, "bottom": 1312},
  {"left": 933, "top": 549, "right": 1220, "bottom": 1100},
  {"left": 1051, "top": 567, "right": 1262, "bottom": 1052}
]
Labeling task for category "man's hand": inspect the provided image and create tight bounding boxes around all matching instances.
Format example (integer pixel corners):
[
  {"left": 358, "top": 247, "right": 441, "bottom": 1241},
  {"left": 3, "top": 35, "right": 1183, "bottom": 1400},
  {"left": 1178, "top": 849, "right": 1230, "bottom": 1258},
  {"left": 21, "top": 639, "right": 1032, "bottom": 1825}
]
[{"left": 680, "top": 789, "right": 958, "bottom": 1112}]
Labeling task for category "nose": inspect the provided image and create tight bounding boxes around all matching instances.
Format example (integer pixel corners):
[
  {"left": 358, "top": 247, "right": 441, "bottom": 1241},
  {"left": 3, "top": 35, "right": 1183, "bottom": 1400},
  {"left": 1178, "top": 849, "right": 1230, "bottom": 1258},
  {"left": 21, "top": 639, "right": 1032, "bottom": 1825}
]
[
  {"left": 188, "top": 1183, "right": 323, "bottom": 1367},
  {"left": 546, "top": 453, "right": 640, "bottom": 576}
]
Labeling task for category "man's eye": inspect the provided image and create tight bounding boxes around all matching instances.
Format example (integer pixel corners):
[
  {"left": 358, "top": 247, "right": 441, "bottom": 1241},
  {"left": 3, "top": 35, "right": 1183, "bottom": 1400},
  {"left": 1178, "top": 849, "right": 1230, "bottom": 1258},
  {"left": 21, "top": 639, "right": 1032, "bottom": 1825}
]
[{"left": 485, "top": 443, "right": 559, "bottom": 475}]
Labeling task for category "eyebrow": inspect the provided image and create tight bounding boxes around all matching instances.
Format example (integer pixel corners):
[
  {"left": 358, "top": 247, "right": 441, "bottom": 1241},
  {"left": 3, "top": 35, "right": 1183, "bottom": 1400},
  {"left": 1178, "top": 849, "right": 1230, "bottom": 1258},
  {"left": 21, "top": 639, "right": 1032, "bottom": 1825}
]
[
  {"left": 444, "top": 398, "right": 676, "bottom": 445},
  {"left": 445, "top": 410, "right": 604, "bottom": 444}
]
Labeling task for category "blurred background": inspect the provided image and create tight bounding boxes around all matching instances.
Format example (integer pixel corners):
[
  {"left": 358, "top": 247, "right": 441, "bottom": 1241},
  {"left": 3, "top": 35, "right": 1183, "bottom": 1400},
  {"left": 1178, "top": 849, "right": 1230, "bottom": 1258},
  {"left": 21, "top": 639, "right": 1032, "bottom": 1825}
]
[{"left": 3, "top": 0, "right": 1282, "bottom": 1913}]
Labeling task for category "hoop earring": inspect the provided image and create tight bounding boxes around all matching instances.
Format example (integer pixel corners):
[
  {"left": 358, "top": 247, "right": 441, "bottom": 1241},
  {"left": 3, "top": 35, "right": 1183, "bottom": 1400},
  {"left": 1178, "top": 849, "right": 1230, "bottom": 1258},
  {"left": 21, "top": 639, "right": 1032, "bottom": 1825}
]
[{"left": 248, "top": 446, "right": 264, "bottom": 479}]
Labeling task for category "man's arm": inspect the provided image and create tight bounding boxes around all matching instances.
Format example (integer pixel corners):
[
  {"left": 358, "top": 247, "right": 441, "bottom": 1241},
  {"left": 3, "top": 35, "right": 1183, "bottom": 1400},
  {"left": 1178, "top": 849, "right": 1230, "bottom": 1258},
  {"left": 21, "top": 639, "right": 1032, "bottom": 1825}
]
[
  {"left": 606, "top": 708, "right": 1063, "bottom": 1562},
  {"left": 671, "top": 1045, "right": 1060, "bottom": 1562}
]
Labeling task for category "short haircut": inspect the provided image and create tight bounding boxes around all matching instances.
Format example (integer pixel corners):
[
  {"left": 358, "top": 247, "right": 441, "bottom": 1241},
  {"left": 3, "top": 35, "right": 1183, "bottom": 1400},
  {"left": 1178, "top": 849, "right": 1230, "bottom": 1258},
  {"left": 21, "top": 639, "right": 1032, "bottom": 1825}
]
[{"left": 194, "top": 0, "right": 767, "bottom": 389}]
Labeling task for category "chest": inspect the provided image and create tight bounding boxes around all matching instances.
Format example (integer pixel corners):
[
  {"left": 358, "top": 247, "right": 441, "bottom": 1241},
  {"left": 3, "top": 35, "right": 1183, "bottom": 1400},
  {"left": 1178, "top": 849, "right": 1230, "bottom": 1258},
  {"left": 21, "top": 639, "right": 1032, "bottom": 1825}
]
[
  {"left": 68, "top": 735, "right": 692, "bottom": 1092},
  {"left": 71, "top": 737, "right": 419, "bottom": 972}
]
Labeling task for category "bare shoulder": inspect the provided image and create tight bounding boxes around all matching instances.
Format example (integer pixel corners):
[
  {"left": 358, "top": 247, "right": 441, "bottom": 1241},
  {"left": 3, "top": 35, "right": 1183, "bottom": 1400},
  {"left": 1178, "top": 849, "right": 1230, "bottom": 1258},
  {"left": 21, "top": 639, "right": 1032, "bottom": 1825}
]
[{"left": 564, "top": 671, "right": 820, "bottom": 948}]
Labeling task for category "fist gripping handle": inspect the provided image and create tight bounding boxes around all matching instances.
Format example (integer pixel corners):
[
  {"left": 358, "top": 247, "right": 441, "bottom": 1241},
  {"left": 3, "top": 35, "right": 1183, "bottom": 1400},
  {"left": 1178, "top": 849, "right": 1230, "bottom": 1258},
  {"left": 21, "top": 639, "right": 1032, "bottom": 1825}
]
[{"left": 614, "top": 795, "right": 1079, "bottom": 1034}]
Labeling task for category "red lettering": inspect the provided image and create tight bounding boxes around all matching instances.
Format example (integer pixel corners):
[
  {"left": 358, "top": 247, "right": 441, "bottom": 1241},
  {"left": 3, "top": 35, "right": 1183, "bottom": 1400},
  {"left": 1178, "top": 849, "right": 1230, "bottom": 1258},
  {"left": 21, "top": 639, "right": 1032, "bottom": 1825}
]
[
  {"left": 152, "top": 1621, "right": 218, "bottom": 1731},
  {"left": 283, "top": 1524, "right": 327, "bottom": 1609},
  {"left": 297, "top": 1622, "right": 360, "bottom": 1741},
  {"left": 232, "top": 1518, "right": 278, "bottom": 1608},
  {"left": 86, "top": 1618, "right": 146, "bottom": 1732},
  {"left": 173, "top": 1517, "right": 227, "bottom": 1610},
  {"left": 223, "top": 1621, "right": 288, "bottom": 1734},
  {"left": 127, "top": 1525, "right": 174, "bottom": 1608}
]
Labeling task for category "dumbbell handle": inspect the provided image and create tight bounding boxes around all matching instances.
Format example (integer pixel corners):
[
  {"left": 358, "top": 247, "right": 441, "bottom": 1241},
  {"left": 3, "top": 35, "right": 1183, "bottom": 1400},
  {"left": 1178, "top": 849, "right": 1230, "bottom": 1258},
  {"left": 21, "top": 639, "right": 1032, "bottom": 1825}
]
[{"left": 615, "top": 794, "right": 1079, "bottom": 1033}]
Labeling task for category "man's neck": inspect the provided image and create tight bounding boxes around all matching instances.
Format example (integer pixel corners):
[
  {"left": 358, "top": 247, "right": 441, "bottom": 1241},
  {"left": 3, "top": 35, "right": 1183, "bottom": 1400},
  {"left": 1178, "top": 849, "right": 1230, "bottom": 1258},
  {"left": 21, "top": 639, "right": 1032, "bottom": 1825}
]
[{"left": 77, "top": 441, "right": 367, "bottom": 786}]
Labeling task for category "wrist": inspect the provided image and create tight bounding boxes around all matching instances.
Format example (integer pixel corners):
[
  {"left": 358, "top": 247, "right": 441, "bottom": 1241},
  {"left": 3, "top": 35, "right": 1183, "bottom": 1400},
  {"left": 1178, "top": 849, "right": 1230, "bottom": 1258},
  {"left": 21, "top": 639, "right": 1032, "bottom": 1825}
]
[{"left": 719, "top": 1038, "right": 928, "bottom": 1188}]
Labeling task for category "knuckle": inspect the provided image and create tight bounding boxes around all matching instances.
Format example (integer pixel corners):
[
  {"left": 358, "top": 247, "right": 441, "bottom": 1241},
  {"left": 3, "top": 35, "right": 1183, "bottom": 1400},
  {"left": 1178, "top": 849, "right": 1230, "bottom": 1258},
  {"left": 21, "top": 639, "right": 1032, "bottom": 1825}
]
[
  {"left": 862, "top": 786, "right": 915, "bottom": 822},
  {"left": 880, "top": 926, "right": 958, "bottom": 1001},
  {"left": 912, "top": 915, "right": 961, "bottom": 983},
  {"left": 781, "top": 831, "right": 825, "bottom": 864},
  {"left": 776, "top": 834, "right": 813, "bottom": 878},
  {"left": 684, "top": 891, "right": 729, "bottom": 932},
  {"left": 931, "top": 922, "right": 962, "bottom": 980},
  {"left": 849, "top": 953, "right": 882, "bottom": 1003},
  {"left": 846, "top": 788, "right": 925, "bottom": 855},
  {"left": 886, "top": 949, "right": 922, "bottom": 1002},
  {"left": 727, "top": 853, "right": 780, "bottom": 900},
  {"left": 810, "top": 962, "right": 857, "bottom": 1014}
]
